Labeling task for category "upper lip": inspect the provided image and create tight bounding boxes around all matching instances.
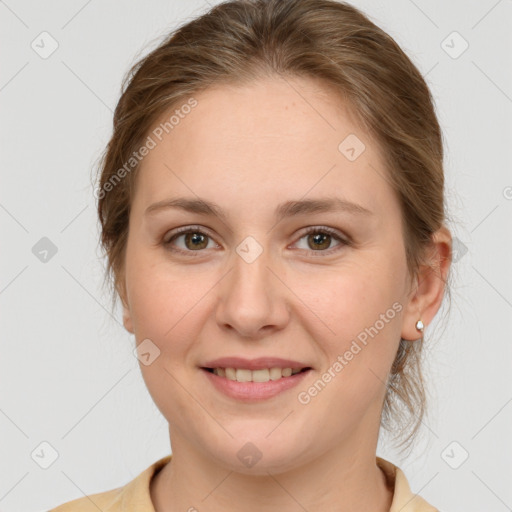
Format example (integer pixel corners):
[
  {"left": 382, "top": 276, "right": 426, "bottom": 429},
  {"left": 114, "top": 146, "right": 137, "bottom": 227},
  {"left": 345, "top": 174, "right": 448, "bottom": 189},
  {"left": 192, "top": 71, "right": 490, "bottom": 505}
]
[{"left": 201, "top": 357, "right": 312, "bottom": 371}]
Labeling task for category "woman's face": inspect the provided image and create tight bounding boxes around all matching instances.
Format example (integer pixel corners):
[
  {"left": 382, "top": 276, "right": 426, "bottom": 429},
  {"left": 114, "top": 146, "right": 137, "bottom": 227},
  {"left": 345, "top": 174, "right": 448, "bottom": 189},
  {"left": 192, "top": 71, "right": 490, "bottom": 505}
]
[{"left": 121, "top": 76, "right": 423, "bottom": 473}]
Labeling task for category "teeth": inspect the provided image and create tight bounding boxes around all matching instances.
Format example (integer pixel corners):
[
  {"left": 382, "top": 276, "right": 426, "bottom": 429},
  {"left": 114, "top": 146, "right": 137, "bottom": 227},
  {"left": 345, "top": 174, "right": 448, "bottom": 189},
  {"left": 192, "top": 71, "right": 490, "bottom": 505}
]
[
  {"left": 211, "top": 367, "right": 304, "bottom": 382},
  {"left": 225, "top": 367, "right": 236, "bottom": 380}
]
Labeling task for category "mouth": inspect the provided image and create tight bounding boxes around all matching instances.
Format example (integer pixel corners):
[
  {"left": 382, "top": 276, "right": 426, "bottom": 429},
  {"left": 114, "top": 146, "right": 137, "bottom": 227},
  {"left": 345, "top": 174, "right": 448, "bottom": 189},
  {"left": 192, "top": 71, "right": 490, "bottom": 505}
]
[
  {"left": 200, "top": 365, "right": 312, "bottom": 401},
  {"left": 201, "top": 366, "right": 312, "bottom": 382}
]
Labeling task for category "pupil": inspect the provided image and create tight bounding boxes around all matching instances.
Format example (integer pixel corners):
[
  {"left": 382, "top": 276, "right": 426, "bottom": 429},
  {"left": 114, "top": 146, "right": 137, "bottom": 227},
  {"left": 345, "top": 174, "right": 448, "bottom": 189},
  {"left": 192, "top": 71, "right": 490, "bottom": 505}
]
[
  {"left": 186, "top": 232, "right": 207, "bottom": 250},
  {"left": 310, "top": 232, "right": 330, "bottom": 250}
]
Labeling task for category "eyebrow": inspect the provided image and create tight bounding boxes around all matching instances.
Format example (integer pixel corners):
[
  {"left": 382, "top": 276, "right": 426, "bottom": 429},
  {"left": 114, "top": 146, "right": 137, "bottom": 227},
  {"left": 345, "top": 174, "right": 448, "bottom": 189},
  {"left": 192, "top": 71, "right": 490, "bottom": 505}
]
[{"left": 144, "top": 196, "right": 373, "bottom": 222}]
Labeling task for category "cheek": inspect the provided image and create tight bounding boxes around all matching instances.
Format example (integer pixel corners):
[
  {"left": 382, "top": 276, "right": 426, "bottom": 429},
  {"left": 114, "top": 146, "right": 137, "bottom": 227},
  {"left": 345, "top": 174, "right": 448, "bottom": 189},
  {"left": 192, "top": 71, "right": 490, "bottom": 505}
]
[
  {"left": 126, "top": 264, "right": 206, "bottom": 415},
  {"left": 125, "top": 250, "right": 193, "bottom": 340},
  {"left": 125, "top": 256, "right": 222, "bottom": 371},
  {"left": 129, "top": 279, "right": 197, "bottom": 341},
  {"left": 295, "top": 258, "right": 403, "bottom": 333},
  {"left": 297, "top": 259, "right": 404, "bottom": 381}
]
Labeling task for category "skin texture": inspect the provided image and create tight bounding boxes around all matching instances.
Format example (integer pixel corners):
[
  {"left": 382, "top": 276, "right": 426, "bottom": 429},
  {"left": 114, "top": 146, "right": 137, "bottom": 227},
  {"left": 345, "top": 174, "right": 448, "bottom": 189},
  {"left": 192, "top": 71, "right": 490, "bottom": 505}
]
[{"left": 120, "top": 76, "right": 451, "bottom": 511}]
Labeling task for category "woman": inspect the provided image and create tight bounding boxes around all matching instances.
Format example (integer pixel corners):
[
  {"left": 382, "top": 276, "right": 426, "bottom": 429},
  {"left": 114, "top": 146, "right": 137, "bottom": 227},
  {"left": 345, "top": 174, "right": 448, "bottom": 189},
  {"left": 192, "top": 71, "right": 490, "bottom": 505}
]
[{"left": 50, "top": 0, "right": 452, "bottom": 510}]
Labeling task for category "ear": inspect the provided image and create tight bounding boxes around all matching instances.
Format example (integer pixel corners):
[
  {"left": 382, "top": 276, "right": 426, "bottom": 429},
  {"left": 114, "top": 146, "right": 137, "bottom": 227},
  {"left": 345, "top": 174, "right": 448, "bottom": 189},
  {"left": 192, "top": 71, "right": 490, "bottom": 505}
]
[
  {"left": 122, "top": 302, "right": 134, "bottom": 334},
  {"left": 117, "top": 274, "right": 134, "bottom": 334},
  {"left": 401, "top": 225, "right": 452, "bottom": 341}
]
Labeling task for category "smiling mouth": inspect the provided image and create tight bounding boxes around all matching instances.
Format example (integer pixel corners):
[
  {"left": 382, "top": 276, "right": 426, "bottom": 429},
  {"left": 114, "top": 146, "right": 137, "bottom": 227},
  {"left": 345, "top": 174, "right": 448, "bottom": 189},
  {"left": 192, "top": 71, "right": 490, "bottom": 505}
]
[{"left": 201, "top": 367, "right": 312, "bottom": 383}]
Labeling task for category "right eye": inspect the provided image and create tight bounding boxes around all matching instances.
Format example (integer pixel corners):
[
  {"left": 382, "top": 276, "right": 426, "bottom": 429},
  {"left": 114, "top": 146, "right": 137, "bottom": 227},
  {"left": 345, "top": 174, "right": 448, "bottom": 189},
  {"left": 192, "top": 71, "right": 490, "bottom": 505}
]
[{"left": 163, "top": 226, "right": 219, "bottom": 255}]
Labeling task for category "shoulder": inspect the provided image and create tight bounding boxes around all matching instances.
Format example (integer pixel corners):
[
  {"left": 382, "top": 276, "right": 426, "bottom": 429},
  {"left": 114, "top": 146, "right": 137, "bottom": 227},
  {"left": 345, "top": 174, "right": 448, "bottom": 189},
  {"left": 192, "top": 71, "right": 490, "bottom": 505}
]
[
  {"left": 48, "top": 486, "right": 124, "bottom": 511},
  {"left": 377, "top": 457, "right": 440, "bottom": 512},
  {"left": 48, "top": 456, "right": 172, "bottom": 512}
]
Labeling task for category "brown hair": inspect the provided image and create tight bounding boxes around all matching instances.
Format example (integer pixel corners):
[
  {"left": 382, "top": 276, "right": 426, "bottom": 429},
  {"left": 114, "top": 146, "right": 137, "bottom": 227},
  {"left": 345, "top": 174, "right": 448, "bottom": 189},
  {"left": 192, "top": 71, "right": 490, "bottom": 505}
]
[{"left": 94, "top": 0, "right": 452, "bottom": 455}]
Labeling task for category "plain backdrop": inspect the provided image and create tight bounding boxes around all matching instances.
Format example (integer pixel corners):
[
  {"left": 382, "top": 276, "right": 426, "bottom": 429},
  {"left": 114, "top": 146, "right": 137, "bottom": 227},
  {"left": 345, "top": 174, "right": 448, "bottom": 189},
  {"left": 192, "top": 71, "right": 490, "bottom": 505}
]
[{"left": 1, "top": 1, "right": 511, "bottom": 511}]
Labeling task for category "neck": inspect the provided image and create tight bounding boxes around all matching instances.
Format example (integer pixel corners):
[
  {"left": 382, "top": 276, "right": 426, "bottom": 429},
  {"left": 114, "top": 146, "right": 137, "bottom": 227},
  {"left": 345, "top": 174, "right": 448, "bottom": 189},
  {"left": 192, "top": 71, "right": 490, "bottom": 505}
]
[{"left": 150, "top": 428, "right": 393, "bottom": 512}]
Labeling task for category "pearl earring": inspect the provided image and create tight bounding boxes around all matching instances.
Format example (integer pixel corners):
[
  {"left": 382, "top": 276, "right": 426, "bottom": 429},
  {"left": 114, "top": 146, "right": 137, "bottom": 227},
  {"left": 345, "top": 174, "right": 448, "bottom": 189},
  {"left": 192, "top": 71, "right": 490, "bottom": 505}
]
[{"left": 415, "top": 319, "right": 424, "bottom": 332}]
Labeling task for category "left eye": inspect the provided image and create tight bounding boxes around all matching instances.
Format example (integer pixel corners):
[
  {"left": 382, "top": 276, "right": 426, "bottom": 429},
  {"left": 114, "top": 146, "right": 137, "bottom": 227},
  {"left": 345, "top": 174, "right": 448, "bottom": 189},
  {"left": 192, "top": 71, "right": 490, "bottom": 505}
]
[{"left": 294, "top": 227, "right": 347, "bottom": 252}]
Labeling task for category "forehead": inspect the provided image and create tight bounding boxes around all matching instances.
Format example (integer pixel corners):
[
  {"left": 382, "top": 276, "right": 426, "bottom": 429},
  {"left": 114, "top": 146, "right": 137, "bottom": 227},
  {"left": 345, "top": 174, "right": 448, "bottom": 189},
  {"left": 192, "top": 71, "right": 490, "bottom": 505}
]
[{"left": 132, "top": 76, "right": 396, "bottom": 218}]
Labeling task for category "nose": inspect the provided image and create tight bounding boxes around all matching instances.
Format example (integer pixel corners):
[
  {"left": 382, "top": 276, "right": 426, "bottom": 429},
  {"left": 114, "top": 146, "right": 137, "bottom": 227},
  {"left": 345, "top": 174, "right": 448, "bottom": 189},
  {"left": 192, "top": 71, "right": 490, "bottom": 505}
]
[{"left": 215, "top": 245, "right": 291, "bottom": 339}]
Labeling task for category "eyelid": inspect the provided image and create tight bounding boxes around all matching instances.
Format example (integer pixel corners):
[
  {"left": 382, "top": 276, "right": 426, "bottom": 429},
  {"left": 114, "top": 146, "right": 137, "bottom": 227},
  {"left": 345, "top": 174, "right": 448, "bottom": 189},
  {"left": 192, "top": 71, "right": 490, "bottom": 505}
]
[
  {"left": 164, "top": 224, "right": 216, "bottom": 243},
  {"left": 294, "top": 225, "right": 350, "bottom": 244}
]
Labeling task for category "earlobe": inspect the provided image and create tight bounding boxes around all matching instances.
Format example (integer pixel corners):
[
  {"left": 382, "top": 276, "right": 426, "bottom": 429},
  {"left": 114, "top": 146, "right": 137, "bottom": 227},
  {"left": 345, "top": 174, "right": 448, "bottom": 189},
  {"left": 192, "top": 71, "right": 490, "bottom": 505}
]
[
  {"left": 400, "top": 226, "right": 452, "bottom": 341},
  {"left": 122, "top": 304, "right": 134, "bottom": 334},
  {"left": 118, "top": 280, "right": 134, "bottom": 334}
]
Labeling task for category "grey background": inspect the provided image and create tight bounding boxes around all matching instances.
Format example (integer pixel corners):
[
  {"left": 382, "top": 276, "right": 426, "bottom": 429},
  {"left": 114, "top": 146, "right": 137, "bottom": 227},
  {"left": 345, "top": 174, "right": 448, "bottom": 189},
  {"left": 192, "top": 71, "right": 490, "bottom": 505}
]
[{"left": 1, "top": 1, "right": 511, "bottom": 511}]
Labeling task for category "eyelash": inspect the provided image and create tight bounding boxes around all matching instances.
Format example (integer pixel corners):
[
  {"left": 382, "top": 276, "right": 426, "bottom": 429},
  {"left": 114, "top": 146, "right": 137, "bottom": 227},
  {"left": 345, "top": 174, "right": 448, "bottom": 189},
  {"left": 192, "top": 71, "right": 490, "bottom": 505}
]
[{"left": 163, "top": 225, "right": 351, "bottom": 257}]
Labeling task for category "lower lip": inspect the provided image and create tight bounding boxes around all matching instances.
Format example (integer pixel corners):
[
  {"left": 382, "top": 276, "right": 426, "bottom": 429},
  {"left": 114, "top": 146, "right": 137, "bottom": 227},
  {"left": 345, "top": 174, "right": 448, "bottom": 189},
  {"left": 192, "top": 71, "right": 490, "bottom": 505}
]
[{"left": 200, "top": 368, "right": 311, "bottom": 402}]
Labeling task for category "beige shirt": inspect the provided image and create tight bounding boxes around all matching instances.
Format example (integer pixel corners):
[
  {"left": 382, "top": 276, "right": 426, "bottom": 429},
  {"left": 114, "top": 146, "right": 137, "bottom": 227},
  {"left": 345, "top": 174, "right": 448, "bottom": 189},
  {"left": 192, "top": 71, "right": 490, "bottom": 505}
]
[{"left": 49, "top": 455, "right": 439, "bottom": 511}]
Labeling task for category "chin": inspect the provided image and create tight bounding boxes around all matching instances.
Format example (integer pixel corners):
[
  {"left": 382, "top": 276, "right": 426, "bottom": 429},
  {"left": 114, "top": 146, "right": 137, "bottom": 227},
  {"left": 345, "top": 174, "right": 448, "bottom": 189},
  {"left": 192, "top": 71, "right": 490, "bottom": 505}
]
[{"left": 209, "top": 438, "right": 309, "bottom": 476}]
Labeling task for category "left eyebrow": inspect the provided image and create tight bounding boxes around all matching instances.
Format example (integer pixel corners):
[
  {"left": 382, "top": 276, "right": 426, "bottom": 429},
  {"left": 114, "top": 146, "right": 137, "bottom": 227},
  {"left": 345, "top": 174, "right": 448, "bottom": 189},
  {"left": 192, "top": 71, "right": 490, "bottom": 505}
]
[{"left": 144, "top": 196, "right": 374, "bottom": 222}]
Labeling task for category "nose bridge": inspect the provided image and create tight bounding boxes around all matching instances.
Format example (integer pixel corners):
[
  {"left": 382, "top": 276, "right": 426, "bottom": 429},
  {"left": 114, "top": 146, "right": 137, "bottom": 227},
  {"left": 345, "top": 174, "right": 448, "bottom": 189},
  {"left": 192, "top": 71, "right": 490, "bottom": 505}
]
[
  {"left": 234, "top": 236, "right": 271, "bottom": 292},
  {"left": 229, "top": 236, "right": 273, "bottom": 312},
  {"left": 215, "top": 235, "right": 289, "bottom": 337}
]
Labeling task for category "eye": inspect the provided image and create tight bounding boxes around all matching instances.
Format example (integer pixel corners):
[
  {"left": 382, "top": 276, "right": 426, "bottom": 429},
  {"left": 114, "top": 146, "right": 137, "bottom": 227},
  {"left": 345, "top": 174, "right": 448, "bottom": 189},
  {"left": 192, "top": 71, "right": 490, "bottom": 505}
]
[
  {"left": 163, "top": 226, "right": 218, "bottom": 255},
  {"left": 292, "top": 226, "right": 349, "bottom": 254}
]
